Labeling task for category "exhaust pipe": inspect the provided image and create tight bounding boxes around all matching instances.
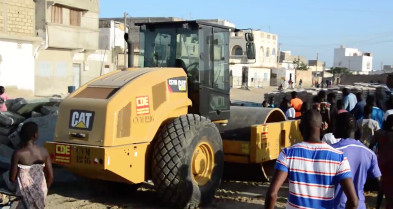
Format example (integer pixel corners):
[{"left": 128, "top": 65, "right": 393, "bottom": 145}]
[{"left": 124, "top": 33, "right": 133, "bottom": 68}]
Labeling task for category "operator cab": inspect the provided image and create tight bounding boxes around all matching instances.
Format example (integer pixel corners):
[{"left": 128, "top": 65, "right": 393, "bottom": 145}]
[{"left": 133, "top": 21, "right": 233, "bottom": 121}]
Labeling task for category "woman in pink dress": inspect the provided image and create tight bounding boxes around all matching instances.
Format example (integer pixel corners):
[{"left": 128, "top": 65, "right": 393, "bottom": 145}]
[
  {"left": 0, "top": 86, "right": 9, "bottom": 111},
  {"left": 9, "top": 122, "right": 53, "bottom": 209}
]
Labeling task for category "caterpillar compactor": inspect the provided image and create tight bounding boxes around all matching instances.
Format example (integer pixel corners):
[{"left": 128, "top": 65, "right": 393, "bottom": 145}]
[{"left": 45, "top": 20, "right": 302, "bottom": 208}]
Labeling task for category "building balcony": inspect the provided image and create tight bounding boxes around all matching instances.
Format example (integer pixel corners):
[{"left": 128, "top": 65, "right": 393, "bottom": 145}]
[
  {"left": 230, "top": 55, "right": 248, "bottom": 64},
  {"left": 47, "top": 23, "right": 99, "bottom": 50}
]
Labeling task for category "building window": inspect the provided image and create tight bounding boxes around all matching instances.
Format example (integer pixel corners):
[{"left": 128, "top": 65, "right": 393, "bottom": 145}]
[
  {"left": 263, "top": 73, "right": 268, "bottom": 81},
  {"left": 231, "top": 45, "right": 243, "bottom": 55},
  {"left": 266, "top": 47, "right": 270, "bottom": 57},
  {"left": 367, "top": 61, "right": 371, "bottom": 69},
  {"left": 273, "top": 35, "right": 277, "bottom": 40},
  {"left": 272, "top": 48, "right": 276, "bottom": 56},
  {"left": 70, "top": 9, "right": 82, "bottom": 26},
  {"left": 51, "top": 5, "right": 63, "bottom": 24},
  {"left": 260, "top": 47, "right": 264, "bottom": 61}
]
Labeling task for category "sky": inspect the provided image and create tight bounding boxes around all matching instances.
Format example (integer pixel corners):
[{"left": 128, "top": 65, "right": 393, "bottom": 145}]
[{"left": 100, "top": 0, "right": 393, "bottom": 70}]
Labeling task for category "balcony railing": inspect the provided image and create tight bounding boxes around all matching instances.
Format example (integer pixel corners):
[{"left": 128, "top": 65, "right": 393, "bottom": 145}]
[{"left": 230, "top": 55, "right": 248, "bottom": 64}]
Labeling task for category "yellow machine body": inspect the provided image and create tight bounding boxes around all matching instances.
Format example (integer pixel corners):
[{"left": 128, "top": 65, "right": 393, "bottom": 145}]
[
  {"left": 45, "top": 67, "right": 191, "bottom": 183},
  {"left": 45, "top": 69, "right": 302, "bottom": 184}
]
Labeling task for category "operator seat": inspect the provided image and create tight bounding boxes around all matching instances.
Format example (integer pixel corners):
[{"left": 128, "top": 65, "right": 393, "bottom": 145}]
[{"left": 175, "top": 59, "right": 187, "bottom": 72}]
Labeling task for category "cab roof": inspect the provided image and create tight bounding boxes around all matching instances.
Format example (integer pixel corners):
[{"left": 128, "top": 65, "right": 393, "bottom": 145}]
[{"left": 135, "top": 20, "right": 234, "bottom": 31}]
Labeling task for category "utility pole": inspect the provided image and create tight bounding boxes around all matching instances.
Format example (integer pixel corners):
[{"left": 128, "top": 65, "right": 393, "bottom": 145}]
[
  {"left": 123, "top": 12, "right": 127, "bottom": 69},
  {"left": 317, "top": 53, "right": 320, "bottom": 86}
]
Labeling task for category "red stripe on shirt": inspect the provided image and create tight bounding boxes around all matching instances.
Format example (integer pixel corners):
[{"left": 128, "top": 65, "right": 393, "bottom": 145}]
[
  {"left": 277, "top": 159, "right": 287, "bottom": 167},
  {"left": 336, "top": 168, "right": 351, "bottom": 175}
]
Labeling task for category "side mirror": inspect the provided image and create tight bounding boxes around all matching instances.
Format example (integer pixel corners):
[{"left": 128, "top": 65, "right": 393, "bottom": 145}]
[
  {"left": 245, "top": 33, "right": 254, "bottom": 42},
  {"left": 245, "top": 32, "right": 255, "bottom": 59},
  {"left": 246, "top": 42, "right": 255, "bottom": 59},
  {"left": 124, "top": 33, "right": 129, "bottom": 42}
]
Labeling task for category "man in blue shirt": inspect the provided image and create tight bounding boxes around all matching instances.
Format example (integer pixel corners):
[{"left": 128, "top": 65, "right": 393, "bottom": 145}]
[
  {"left": 366, "top": 95, "right": 384, "bottom": 128},
  {"left": 265, "top": 110, "right": 358, "bottom": 209},
  {"left": 350, "top": 92, "right": 366, "bottom": 120},
  {"left": 332, "top": 112, "right": 381, "bottom": 209},
  {"left": 343, "top": 88, "right": 357, "bottom": 112}
]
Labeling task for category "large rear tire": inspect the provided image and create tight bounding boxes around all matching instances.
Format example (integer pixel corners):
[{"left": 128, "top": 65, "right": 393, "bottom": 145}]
[{"left": 152, "top": 114, "right": 224, "bottom": 209}]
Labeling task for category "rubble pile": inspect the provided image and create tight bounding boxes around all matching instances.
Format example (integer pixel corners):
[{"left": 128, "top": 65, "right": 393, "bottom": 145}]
[
  {"left": 0, "top": 97, "right": 61, "bottom": 191},
  {"left": 264, "top": 83, "right": 387, "bottom": 107}
]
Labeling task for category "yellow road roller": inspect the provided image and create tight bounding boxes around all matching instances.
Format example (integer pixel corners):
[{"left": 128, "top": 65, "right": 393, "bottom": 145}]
[{"left": 45, "top": 20, "right": 301, "bottom": 208}]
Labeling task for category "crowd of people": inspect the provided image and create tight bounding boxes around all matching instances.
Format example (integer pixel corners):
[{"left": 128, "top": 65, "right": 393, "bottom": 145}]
[{"left": 265, "top": 88, "right": 393, "bottom": 209}]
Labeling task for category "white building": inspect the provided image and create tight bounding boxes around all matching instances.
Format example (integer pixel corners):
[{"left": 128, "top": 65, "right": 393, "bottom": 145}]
[
  {"left": 272, "top": 51, "right": 308, "bottom": 87},
  {"left": 229, "top": 30, "right": 278, "bottom": 88},
  {"left": 333, "top": 45, "right": 373, "bottom": 74},
  {"left": 99, "top": 20, "right": 127, "bottom": 52},
  {"left": 99, "top": 20, "right": 128, "bottom": 70}
]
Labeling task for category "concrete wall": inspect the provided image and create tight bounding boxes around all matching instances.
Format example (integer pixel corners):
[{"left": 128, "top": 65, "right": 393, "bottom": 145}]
[
  {"left": 230, "top": 64, "right": 271, "bottom": 88},
  {"left": 0, "top": 40, "right": 35, "bottom": 93},
  {"left": 35, "top": 49, "right": 114, "bottom": 96},
  {"left": 248, "top": 67, "right": 271, "bottom": 88},
  {"left": 0, "top": 0, "right": 35, "bottom": 36},
  {"left": 296, "top": 70, "right": 313, "bottom": 87},
  {"left": 340, "top": 73, "right": 388, "bottom": 85},
  {"left": 47, "top": 24, "right": 98, "bottom": 50},
  {"left": 271, "top": 68, "right": 296, "bottom": 88}
]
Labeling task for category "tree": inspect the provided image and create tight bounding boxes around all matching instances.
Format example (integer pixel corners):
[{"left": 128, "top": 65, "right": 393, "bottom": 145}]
[
  {"left": 328, "top": 67, "right": 351, "bottom": 85},
  {"left": 293, "top": 59, "right": 309, "bottom": 71},
  {"left": 329, "top": 67, "right": 350, "bottom": 76}
]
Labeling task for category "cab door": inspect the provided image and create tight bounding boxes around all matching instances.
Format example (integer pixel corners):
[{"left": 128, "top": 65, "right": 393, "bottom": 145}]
[{"left": 198, "top": 25, "right": 230, "bottom": 121}]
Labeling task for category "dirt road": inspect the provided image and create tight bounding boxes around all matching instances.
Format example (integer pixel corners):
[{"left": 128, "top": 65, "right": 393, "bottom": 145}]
[
  {"left": 45, "top": 168, "right": 380, "bottom": 209},
  {"left": 45, "top": 171, "right": 285, "bottom": 209}
]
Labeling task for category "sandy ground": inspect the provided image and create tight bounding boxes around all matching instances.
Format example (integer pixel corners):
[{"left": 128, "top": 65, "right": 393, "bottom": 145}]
[
  {"left": 230, "top": 86, "right": 278, "bottom": 103},
  {"left": 44, "top": 168, "right": 380, "bottom": 209}
]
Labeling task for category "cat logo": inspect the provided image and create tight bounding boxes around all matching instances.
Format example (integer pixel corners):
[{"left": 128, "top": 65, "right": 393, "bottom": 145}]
[
  {"left": 69, "top": 110, "right": 95, "bottom": 131},
  {"left": 168, "top": 76, "right": 187, "bottom": 92}
]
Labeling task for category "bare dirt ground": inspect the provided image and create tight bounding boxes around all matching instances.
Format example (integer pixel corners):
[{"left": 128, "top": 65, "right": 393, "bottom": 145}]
[
  {"left": 45, "top": 168, "right": 380, "bottom": 209},
  {"left": 230, "top": 86, "right": 277, "bottom": 103}
]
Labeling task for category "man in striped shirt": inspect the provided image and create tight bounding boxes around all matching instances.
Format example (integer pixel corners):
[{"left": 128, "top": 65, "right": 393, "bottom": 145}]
[
  {"left": 265, "top": 110, "right": 358, "bottom": 209},
  {"left": 332, "top": 112, "right": 381, "bottom": 209}
]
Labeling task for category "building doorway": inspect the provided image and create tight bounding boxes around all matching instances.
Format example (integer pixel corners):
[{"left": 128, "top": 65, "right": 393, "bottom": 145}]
[
  {"left": 242, "top": 66, "right": 248, "bottom": 88},
  {"left": 73, "top": 63, "right": 81, "bottom": 88}
]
